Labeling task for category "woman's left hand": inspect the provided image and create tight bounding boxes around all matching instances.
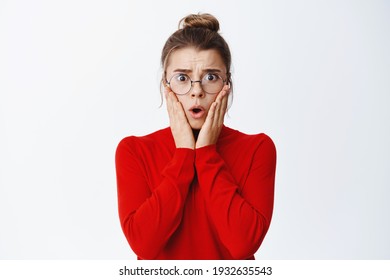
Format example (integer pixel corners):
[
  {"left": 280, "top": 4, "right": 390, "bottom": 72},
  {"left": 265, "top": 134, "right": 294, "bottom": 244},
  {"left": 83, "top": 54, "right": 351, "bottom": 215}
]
[{"left": 196, "top": 85, "right": 230, "bottom": 149}]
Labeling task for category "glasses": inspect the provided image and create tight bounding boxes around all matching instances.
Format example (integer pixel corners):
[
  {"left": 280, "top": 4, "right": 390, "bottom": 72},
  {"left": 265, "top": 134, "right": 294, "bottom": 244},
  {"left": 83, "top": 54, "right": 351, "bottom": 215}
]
[{"left": 166, "top": 73, "right": 227, "bottom": 95}]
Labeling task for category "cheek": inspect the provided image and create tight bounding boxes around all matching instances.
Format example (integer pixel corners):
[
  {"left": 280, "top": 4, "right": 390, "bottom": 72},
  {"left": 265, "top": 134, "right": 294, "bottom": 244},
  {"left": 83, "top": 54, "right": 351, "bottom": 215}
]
[
  {"left": 206, "top": 95, "right": 218, "bottom": 108},
  {"left": 176, "top": 96, "right": 187, "bottom": 108}
]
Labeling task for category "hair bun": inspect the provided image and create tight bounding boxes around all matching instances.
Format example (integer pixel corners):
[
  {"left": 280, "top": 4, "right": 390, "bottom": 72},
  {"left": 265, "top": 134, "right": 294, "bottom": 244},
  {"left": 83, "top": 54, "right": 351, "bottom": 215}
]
[{"left": 179, "top": 13, "right": 220, "bottom": 32}]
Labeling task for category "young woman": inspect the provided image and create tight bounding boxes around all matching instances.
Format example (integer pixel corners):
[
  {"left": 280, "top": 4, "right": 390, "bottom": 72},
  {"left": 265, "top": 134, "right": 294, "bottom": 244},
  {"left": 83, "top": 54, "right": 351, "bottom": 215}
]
[{"left": 115, "top": 13, "right": 277, "bottom": 260}]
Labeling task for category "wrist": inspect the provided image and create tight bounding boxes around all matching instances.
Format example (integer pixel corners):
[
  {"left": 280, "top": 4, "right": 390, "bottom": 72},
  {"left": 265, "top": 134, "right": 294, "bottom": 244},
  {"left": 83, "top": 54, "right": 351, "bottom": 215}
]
[
  {"left": 195, "top": 141, "right": 216, "bottom": 149},
  {"left": 195, "top": 144, "right": 218, "bottom": 160},
  {"left": 195, "top": 142, "right": 209, "bottom": 149},
  {"left": 175, "top": 140, "right": 195, "bottom": 150},
  {"left": 177, "top": 144, "right": 195, "bottom": 150}
]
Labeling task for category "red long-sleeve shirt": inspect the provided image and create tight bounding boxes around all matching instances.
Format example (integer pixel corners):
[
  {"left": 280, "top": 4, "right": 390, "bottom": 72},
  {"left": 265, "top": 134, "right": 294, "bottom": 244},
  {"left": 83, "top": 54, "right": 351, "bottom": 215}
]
[{"left": 115, "top": 126, "right": 276, "bottom": 260}]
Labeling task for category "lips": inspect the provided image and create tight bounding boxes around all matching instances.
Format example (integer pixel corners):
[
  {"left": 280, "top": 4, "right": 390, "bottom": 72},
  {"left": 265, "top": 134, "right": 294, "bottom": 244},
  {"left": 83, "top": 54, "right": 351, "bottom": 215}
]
[{"left": 189, "top": 105, "right": 205, "bottom": 119}]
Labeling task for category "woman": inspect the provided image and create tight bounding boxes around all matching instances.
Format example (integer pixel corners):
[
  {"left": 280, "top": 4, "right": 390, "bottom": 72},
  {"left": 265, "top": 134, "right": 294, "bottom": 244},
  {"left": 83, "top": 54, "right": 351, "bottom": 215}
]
[{"left": 115, "top": 13, "right": 276, "bottom": 260}]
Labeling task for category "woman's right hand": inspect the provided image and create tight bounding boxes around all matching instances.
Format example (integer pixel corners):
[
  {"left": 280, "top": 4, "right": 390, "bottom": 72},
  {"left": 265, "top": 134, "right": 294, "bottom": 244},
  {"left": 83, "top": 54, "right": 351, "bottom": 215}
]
[{"left": 165, "top": 87, "right": 195, "bottom": 149}]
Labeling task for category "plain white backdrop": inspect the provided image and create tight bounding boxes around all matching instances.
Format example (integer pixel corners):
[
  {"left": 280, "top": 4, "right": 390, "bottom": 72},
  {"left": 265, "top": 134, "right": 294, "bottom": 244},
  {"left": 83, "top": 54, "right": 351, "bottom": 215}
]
[{"left": 1, "top": 0, "right": 389, "bottom": 259}]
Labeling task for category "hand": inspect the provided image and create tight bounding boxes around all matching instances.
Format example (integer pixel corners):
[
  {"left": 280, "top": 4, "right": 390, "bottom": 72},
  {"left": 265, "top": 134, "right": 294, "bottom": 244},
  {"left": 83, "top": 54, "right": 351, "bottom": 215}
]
[
  {"left": 196, "top": 85, "right": 230, "bottom": 149},
  {"left": 165, "top": 87, "right": 195, "bottom": 149}
]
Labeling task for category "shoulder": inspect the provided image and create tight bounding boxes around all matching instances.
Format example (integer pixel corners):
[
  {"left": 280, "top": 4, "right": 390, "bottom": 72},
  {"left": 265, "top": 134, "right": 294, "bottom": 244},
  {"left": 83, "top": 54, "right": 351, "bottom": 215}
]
[
  {"left": 116, "top": 127, "right": 174, "bottom": 156},
  {"left": 221, "top": 126, "right": 276, "bottom": 151},
  {"left": 218, "top": 126, "right": 276, "bottom": 177},
  {"left": 220, "top": 126, "right": 276, "bottom": 165},
  {"left": 117, "top": 127, "right": 172, "bottom": 146}
]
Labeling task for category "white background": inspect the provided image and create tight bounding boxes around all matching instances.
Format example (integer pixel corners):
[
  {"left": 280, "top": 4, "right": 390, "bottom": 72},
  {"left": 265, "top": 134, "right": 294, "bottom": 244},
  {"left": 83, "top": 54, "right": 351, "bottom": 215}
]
[{"left": 1, "top": 0, "right": 389, "bottom": 259}]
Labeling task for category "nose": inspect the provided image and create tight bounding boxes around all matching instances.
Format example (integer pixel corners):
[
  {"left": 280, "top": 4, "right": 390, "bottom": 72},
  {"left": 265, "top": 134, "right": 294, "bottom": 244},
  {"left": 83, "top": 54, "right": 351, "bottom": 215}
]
[{"left": 190, "top": 81, "right": 205, "bottom": 98}]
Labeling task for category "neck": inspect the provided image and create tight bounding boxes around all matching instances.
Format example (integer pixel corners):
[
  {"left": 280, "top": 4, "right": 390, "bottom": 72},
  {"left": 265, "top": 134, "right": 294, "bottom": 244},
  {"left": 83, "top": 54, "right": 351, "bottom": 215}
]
[{"left": 192, "top": 129, "right": 200, "bottom": 141}]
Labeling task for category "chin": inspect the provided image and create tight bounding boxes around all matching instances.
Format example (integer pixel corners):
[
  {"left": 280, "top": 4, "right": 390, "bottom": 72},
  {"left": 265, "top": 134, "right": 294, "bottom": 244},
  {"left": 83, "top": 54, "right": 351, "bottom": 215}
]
[{"left": 189, "top": 120, "right": 204, "bottom": 130}]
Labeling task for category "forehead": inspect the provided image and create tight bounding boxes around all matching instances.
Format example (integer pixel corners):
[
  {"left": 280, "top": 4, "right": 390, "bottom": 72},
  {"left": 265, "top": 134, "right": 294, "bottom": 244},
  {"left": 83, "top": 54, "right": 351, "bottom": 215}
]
[{"left": 166, "top": 47, "right": 226, "bottom": 73}]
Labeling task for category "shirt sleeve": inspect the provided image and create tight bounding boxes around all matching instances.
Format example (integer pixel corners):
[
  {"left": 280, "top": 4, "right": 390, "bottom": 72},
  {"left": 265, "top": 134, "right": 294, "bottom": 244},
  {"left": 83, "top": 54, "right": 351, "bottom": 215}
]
[
  {"left": 115, "top": 137, "right": 195, "bottom": 259},
  {"left": 195, "top": 135, "right": 276, "bottom": 259}
]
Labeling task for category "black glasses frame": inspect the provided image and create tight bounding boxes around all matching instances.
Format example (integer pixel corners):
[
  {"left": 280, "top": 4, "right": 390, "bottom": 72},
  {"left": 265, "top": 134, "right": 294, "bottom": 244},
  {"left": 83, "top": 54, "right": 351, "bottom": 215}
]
[{"left": 166, "top": 73, "right": 227, "bottom": 95}]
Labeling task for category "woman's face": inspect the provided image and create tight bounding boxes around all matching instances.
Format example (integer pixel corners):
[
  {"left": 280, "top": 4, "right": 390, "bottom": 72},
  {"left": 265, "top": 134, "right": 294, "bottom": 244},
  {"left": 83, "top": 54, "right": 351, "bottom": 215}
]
[{"left": 165, "top": 47, "right": 228, "bottom": 130}]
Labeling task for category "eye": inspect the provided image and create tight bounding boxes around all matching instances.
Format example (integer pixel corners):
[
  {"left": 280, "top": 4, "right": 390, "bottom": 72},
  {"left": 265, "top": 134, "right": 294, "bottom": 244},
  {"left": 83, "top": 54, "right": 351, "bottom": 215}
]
[
  {"left": 175, "top": 74, "right": 189, "bottom": 83},
  {"left": 204, "top": 73, "right": 219, "bottom": 82}
]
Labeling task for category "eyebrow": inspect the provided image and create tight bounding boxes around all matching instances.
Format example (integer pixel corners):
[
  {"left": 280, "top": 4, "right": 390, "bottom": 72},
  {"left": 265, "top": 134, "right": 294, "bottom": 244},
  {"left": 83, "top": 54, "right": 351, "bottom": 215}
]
[{"left": 172, "top": 68, "right": 223, "bottom": 73}]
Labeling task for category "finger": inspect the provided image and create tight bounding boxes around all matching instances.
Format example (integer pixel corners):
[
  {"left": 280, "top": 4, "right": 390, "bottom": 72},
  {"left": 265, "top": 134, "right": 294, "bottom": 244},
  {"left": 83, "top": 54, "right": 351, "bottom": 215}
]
[
  {"left": 169, "top": 93, "right": 188, "bottom": 122},
  {"left": 173, "top": 98, "right": 182, "bottom": 116},
  {"left": 215, "top": 88, "right": 229, "bottom": 125},
  {"left": 210, "top": 88, "right": 225, "bottom": 123},
  {"left": 214, "top": 87, "right": 227, "bottom": 112},
  {"left": 205, "top": 101, "right": 217, "bottom": 128},
  {"left": 215, "top": 88, "right": 225, "bottom": 103},
  {"left": 214, "top": 85, "right": 229, "bottom": 109},
  {"left": 166, "top": 90, "right": 176, "bottom": 121},
  {"left": 221, "top": 87, "right": 229, "bottom": 112},
  {"left": 214, "top": 102, "right": 223, "bottom": 127}
]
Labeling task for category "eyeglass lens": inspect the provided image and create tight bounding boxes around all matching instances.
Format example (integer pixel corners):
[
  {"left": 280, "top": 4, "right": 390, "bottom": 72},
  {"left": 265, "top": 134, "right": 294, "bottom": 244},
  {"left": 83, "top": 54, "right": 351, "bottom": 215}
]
[{"left": 169, "top": 73, "right": 224, "bottom": 95}]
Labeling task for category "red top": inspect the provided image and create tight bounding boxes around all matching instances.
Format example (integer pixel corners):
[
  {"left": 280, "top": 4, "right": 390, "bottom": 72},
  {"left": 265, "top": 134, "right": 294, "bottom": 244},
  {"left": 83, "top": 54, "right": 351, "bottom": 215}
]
[{"left": 115, "top": 126, "right": 276, "bottom": 260}]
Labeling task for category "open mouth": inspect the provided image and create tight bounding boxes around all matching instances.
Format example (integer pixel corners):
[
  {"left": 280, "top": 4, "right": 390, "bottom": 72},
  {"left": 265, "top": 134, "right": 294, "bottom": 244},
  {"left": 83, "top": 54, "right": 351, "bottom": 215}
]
[
  {"left": 189, "top": 106, "right": 205, "bottom": 119},
  {"left": 192, "top": 108, "right": 202, "bottom": 113}
]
